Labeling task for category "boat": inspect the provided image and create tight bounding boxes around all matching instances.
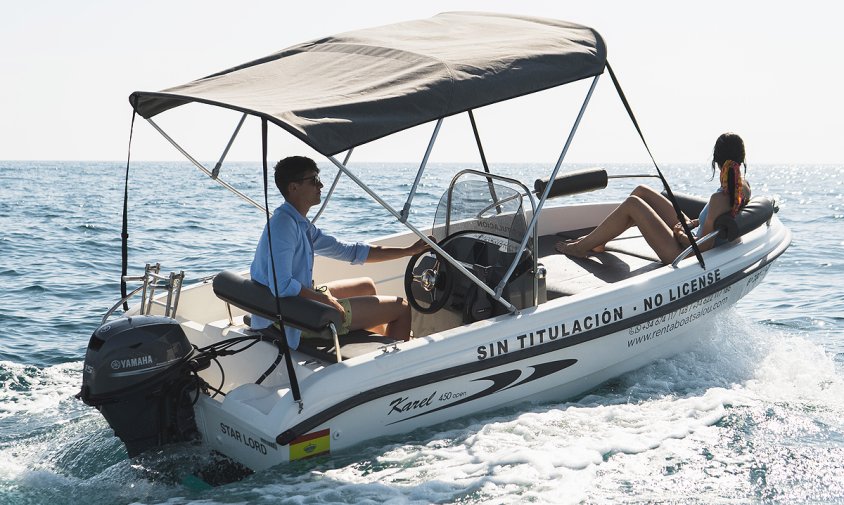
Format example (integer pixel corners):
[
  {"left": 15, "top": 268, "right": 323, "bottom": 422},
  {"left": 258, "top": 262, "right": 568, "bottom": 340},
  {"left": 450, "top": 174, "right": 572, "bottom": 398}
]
[{"left": 78, "top": 12, "right": 791, "bottom": 475}]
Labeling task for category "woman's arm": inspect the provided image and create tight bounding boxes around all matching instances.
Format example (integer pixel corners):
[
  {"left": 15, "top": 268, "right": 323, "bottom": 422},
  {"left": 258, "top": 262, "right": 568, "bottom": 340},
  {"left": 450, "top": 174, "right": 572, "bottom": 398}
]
[{"left": 674, "top": 193, "right": 730, "bottom": 251}]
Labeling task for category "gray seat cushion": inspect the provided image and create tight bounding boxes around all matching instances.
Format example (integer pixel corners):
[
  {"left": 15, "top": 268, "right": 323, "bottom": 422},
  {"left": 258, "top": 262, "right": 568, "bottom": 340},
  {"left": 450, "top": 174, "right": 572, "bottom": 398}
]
[
  {"left": 555, "top": 227, "right": 661, "bottom": 262},
  {"left": 537, "top": 233, "right": 663, "bottom": 299}
]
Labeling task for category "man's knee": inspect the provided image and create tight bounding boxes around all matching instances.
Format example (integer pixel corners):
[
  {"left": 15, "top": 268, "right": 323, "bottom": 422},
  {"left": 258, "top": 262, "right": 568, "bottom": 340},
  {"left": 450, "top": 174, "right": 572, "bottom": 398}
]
[
  {"left": 362, "top": 277, "right": 377, "bottom": 296},
  {"left": 332, "top": 277, "right": 376, "bottom": 297},
  {"left": 348, "top": 277, "right": 376, "bottom": 296},
  {"left": 388, "top": 296, "right": 410, "bottom": 320}
]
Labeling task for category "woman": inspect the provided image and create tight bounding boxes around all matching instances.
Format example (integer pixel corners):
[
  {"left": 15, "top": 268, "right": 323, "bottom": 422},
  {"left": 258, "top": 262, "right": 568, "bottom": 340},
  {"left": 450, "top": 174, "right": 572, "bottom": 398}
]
[{"left": 555, "top": 133, "right": 751, "bottom": 264}]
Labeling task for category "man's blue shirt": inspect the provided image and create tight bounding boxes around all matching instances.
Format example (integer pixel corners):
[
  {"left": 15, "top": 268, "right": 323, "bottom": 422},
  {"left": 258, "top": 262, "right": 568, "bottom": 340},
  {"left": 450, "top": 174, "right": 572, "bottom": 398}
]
[{"left": 250, "top": 201, "right": 369, "bottom": 348}]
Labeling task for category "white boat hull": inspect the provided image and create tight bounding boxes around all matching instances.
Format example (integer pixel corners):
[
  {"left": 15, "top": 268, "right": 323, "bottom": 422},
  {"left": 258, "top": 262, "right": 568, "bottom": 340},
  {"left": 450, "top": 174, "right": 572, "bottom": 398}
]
[
  {"left": 179, "top": 207, "right": 789, "bottom": 471},
  {"left": 92, "top": 14, "right": 792, "bottom": 478}
]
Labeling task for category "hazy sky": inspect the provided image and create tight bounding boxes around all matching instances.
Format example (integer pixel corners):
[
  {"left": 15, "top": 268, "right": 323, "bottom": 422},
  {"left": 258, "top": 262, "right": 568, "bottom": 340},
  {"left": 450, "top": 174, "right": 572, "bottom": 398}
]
[{"left": 3, "top": 0, "right": 842, "bottom": 164}]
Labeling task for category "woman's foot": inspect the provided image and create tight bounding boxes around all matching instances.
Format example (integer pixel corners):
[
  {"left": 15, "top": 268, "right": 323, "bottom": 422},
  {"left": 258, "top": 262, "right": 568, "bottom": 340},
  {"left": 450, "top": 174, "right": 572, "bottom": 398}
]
[
  {"left": 555, "top": 239, "right": 605, "bottom": 257},
  {"left": 555, "top": 239, "right": 587, "bottom": 257}
]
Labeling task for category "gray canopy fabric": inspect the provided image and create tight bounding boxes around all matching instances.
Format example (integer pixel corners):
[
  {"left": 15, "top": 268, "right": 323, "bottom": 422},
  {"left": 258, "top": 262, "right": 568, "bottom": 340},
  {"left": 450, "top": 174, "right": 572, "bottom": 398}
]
[{"left": 130, "top": 12, "right": 606, "bottom": 156}]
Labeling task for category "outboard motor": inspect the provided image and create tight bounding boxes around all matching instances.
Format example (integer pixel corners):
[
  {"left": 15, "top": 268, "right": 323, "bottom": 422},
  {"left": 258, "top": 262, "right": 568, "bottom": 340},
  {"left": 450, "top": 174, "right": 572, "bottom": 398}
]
[{"left": 79, "top": 315, "right": 203, "bottom": 457}]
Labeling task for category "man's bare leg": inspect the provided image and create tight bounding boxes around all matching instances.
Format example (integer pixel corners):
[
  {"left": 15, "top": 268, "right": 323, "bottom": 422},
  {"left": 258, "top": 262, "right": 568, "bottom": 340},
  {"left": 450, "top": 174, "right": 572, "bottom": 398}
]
[
  {"left": 322, "top": 277, "right": 389, "bottom": 335},
  {"left": 346, "top": 296, "right": 412, "bottom": 341},
  {"left": 322, "top": 277, "right": 376, "bottom": 298}
]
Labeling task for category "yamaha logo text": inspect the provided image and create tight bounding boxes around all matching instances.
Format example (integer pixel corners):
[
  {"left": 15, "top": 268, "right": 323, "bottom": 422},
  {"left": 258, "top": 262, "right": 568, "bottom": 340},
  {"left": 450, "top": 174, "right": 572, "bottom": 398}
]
[{"left": 110, "top": 355, "right": 154, "bottom": 370}]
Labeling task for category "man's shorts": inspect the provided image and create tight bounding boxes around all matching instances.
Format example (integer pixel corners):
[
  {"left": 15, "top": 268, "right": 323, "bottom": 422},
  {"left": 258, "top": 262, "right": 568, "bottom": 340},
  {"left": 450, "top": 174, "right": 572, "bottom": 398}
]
[
  {"left": 310, "top": 286, "right": 352, "bottom": 337},
  {"left": 333, "top": 297, "right": 353, "bottom": 336}
]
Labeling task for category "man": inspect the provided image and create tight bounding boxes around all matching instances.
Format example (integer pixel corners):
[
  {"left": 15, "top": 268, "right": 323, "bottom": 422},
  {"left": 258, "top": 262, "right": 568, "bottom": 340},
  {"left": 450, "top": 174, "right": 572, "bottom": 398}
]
[{"left": 250, "top": 156, "right": 429, "bottom": 349}]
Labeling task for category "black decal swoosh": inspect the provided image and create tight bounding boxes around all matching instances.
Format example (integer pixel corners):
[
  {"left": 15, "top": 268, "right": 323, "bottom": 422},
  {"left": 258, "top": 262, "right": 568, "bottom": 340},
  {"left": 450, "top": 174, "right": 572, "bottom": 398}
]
[
  {"left": 387, "top": 358, "right": 577, "bottom": 425},
  {"left": 281, "top": 256, "right": 782, "bottom": 445},
  {"left": 503, "top": 358, "right": 577, "bottom": 391},
  {"left": 386, "top": 369, "right": 520, "bottom": 425}
]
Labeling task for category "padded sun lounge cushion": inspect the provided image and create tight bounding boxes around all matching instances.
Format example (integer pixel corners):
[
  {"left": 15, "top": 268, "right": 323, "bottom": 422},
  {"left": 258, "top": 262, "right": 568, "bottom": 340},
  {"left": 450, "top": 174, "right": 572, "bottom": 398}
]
[
  {"left": 212, "top": 271, "right": 342, "bottom": 338},
  {"left": 555, "top": 227, "right": 661, "bottom": 262},
  {"left": 536, "top": 234, "right": 662, "bottom": 298}
]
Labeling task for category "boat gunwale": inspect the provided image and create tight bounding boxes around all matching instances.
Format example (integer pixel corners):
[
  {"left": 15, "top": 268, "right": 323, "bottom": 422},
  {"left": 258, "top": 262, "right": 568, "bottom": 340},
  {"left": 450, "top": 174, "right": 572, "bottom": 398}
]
[{"left": 272, "top": 226, "right": 790, "bottom": 445}]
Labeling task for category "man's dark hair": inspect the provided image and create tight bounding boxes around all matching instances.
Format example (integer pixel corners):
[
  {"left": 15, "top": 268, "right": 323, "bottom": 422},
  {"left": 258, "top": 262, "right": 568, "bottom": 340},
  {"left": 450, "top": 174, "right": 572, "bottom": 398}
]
[{"left": 274, "top": 156, "right": 319, "bottom": 198}]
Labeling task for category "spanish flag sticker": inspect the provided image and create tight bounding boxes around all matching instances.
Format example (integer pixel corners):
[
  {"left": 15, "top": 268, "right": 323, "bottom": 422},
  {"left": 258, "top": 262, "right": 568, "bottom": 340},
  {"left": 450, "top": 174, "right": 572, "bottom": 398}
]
[{"left": 289, "top": 429, "right": 330, "bottom": 461}]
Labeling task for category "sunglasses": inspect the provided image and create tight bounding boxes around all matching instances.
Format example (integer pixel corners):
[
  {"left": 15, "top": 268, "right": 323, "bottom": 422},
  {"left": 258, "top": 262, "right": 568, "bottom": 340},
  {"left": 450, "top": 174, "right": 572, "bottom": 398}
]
[{"left": 296, "top": 174, "right": 322, "bottom": 185}]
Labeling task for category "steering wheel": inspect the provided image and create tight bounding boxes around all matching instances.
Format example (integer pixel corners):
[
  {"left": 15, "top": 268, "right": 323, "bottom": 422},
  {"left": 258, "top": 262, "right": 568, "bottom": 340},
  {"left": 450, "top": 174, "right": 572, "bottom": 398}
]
[{"left": 404, "top": 246, "right": 454, "bottom": 314}]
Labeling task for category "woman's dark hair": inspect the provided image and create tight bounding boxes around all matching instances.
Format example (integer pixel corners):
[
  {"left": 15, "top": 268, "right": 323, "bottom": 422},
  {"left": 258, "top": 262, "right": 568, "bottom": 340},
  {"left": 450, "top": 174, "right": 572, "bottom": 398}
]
[
  {"left": 711, "top": 132, "right": 745, "bottom": 174},
  {"left": 711, "top": 132, "right": 747, "bottom": 210},
  {"left": 274, "top": 156, "right": 319, "bottom": 197}
]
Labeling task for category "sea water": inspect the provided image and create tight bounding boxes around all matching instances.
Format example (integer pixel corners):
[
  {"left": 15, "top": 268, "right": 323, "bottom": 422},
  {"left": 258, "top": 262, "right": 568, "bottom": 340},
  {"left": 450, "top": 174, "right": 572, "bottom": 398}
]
[{"left": 0, "top": 161, "right": 841, "bottom": 504}]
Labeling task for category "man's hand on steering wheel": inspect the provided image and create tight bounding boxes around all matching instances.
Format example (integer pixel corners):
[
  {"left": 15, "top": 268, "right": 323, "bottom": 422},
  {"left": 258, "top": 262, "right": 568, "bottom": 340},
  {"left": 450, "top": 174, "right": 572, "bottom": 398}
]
[
  {"left": 405, "top": 236, "right": 435, "bottom": 256},
  {"left": 404, "top": 238, "right": 453, "bottom": 314}
]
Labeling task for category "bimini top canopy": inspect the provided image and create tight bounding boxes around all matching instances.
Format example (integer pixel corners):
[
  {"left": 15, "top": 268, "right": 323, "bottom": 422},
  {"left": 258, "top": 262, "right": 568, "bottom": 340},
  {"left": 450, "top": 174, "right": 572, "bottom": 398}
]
[{"left": 129, "top": 11, "right": 606, "bottom": 156}]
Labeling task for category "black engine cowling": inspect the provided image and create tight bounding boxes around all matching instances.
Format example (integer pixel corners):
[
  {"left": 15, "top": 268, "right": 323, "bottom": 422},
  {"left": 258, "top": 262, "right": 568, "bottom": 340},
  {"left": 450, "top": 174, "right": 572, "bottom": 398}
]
[{"left": 79, "top": 315, "right": 201, "bottom": 457}]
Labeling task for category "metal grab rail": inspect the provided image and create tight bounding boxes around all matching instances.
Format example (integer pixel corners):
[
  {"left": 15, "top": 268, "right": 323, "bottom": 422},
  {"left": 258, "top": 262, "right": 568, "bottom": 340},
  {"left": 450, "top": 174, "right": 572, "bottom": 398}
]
[
  {"left": 101, "top": 285, "right": 145, "bottom": 325},
  {"left": 102, "top": 263, "right": 185, "bottom": 324},
  {"left": 671, "top": 231, "right": 719, "bottom": 268}
]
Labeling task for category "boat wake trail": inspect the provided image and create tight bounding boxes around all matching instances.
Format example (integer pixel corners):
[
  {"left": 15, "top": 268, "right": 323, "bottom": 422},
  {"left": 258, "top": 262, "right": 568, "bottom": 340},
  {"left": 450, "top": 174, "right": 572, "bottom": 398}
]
[{"left": 2, "top": 310, "right": 842, "bottom": 504}]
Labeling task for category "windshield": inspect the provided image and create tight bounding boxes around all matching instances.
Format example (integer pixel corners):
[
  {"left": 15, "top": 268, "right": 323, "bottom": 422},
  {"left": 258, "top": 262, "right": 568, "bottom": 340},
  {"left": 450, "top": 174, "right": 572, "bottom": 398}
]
[{"left": 431, "top": 175, "right": 529, "bottom": 255}]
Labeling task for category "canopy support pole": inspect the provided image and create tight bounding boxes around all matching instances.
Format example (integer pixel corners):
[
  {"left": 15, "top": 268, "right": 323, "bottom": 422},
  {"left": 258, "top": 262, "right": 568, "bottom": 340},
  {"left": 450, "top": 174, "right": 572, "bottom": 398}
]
[
  {"left": 325, "top": 154, "right": 518, "bottom": 314},
  {"left": 312, "top": 148, "right": 354, "bottom": 224},
  {"left": 468, "top": 110, "right": 501, "bottom": 215},
  {"left": 400, "top": 118, "right": 443, "bottom": 223},
  {"left": 146, "top": 118, "right": 265, "bottom": 213},
  {"left": 120, "top": 111, "right": 136, "bottom": 311},
  {"left": 211, "top": 113, "right": 247, "bottom": 179},
  {"left": 468, "top": 110, "right": 490, "bottom": 173},
  {"left": 261, "top": 118, "right": 302, "bottom": 406},
  {"left": 494, "top": 74, "right": 600, "bottom": 297},
  {"left": 605, "top": 62, "right": 705, "bottom": 269}
]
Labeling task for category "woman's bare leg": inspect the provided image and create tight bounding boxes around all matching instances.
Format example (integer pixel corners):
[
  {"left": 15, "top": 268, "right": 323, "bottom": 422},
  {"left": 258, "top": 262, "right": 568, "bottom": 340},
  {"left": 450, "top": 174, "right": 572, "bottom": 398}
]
[
  {"left": 556, "top": 196, "right": 640, "bottom": 256},
  {"left": 555, "top": 185, "right": 680, "bottom": 255},
  {"left": 556, "top": 195, "right": 683, "bottom": 264},
  {"left": 346, "top": 296, "right": 412, "bottom": 341},
  {"left": 556, "top": 185, "right": 679, "bottom": 255},
  {"left": 630, "top": 185, "right": 682, "bottom": 227}
]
